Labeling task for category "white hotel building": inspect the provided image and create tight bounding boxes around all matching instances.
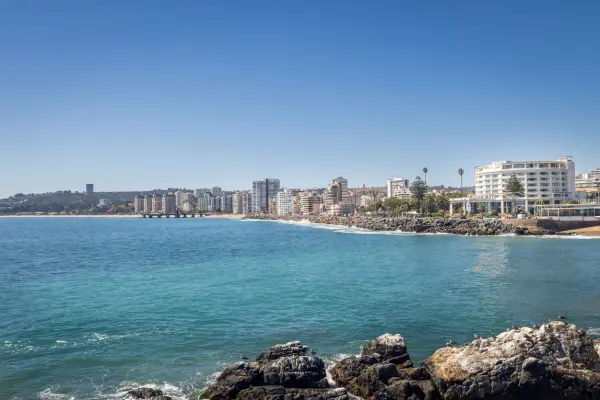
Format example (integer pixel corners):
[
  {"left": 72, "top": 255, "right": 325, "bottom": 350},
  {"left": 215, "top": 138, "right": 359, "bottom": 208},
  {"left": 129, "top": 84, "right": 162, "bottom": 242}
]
[
  {"left": 276, "top": 189, "right": 293, "bottom": 216},
  {"left": 450, "top": 156, "right": 576, "bottom": 214}
]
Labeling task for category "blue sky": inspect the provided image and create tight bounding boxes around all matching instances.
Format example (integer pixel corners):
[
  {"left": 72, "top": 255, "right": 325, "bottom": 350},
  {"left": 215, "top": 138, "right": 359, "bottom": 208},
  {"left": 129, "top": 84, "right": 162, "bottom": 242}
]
[{"left": 1, "top": 1, "right": 599, "bottom": 197}]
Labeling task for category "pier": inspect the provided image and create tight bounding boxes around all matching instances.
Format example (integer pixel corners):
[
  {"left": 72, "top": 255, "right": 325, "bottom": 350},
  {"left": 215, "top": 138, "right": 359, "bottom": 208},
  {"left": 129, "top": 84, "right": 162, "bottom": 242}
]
[{"left": 140, "top": 209, "right": 202, "bottom": 218}]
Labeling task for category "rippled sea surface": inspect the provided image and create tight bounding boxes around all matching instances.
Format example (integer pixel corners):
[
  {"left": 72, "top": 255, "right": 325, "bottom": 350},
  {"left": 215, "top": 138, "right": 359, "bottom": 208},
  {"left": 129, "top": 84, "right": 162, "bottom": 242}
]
[{"left": 1, "top": 217, "right": 600, "bottom": 399}]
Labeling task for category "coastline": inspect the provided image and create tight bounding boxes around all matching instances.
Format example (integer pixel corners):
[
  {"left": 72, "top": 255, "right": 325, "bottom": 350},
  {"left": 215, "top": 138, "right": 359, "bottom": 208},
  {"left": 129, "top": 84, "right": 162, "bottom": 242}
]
[
  {"left": 0, "top": 214, "right": 139, "bottom": 218},
  {"left": 245, "top": 214, "right": 540, "bottom": 236}
]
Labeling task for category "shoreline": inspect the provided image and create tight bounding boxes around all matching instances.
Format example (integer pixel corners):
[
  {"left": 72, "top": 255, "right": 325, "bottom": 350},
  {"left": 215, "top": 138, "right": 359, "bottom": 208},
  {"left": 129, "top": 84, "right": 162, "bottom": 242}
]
[
  {"left": 245, "top": 214, "right": 542, "bottom": 236},
  {"left": 0, "top": 214, "right": 139, "bottom": 218}
]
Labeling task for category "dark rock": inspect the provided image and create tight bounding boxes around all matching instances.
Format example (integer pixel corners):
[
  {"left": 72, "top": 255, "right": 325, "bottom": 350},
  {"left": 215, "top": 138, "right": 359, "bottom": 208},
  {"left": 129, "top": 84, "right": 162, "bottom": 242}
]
[
  {"left": 236, "top": 385, "right": 286, "bottom": 400},
  {"left": 262, "top": 355, "right": 325, "bottom": 387},
  {"left": 203, "top": 362, "right": 262, "bottom": 399},
  {"left": 204, "top": 341, "right": 330, "bottom": 399},
  {"left": 256, "top": 341, "right": 308, "bottom": 364},
  {"left": 127, "top": 388, "right": 164, "bottom": 399},
  {"left": 244, "top": 215, "right": 526, "bottom": 236},
  {"left": 237, "top": 386, "right": 348, "bottom": 400},
  {"left": 361, "top": 333, "right": 412, "bottom": 365},
  {"left": 330, "top": 334, "right": 420, "bottom": 398},
  {"left": 385, "top": 379, "right": 439, "bottom": 400}
]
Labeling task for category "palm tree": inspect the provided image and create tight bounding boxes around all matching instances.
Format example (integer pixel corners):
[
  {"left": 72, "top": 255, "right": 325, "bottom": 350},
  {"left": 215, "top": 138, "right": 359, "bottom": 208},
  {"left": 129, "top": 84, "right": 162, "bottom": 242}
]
[
  {"left": 423, "top": 167, "right": 428, "bottom": 184},
  {"left": 367, "top": 188, "right": 379, "bottom": 202},
  {"left": 458, "top": 168, "right": 464, "bottom": 190}
]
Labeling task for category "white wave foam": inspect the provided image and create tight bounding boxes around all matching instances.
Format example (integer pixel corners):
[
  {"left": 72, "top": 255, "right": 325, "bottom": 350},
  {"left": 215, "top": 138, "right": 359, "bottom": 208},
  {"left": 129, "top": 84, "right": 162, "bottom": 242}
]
[
  {"left": 198, "top": 371, "right": 223, "bottom": 392},
  {"left": 286, "top": 221, "right": 452, "bottom": 236},
  {"left": 40, "top": 380, "right": 190, "bottom": 400},
  {"left": 322, "top": 353, "right": 356, "bottom": 387},
  {"left": 55, "top": 340, "right": 66, "bottom": 343},
  {"left": 588, "top": 327, "right": 600, "bottom": 336},
  {"left": 3, "top": 340, "right": 35, "bottom": 355},
  {"left": 111, "top": 381, "right": 187, "bottom": 400},
  {"left": 38, "top": 388, "right": 75, "bottom": 400},
  {"left": 507, "top": 234, "right": 600, "bottom": 240},
  {"left": 263, "top": 218, "right": 600, "bottom": 239}
]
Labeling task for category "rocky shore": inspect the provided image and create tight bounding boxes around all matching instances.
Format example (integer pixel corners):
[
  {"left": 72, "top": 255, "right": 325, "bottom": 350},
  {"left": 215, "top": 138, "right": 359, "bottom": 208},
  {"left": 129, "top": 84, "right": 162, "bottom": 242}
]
[
  {"left": 245, "top": 214, "right": 543, "bottom": 236},
  {"left": 198, "top": 321, "right": 600, "bottom": 400}
]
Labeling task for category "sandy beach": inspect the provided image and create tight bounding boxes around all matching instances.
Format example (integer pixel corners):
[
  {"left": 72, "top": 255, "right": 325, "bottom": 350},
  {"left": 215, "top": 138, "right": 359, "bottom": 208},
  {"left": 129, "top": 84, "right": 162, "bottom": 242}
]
[
  {"left": 562, "top": 226, "right": 600, "bottom": 237},
  {"left": 203, "top": 214, "right": 246, "bottom": 219}
]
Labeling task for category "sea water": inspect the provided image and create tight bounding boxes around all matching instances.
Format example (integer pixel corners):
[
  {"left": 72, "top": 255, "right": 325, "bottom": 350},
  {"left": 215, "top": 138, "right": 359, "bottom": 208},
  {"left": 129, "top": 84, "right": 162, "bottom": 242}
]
[{"left": 1, "top": 217, "right": 599, "bottom": 399}]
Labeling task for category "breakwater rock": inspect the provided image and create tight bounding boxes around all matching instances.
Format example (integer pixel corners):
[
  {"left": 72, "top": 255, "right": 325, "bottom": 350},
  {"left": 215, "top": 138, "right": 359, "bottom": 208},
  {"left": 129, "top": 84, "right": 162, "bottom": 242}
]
[
  {"left": 127, "top": 387, "right": 172, "bottom": 399},
  {"left": 245, "top": 215, "right": 538, "bottom": 236},
  {"left": 203, "top": 322, "right": 600, "bottom": 399},
  {"left": 202, "top": 340, "right": 348, "bottom": 399}
]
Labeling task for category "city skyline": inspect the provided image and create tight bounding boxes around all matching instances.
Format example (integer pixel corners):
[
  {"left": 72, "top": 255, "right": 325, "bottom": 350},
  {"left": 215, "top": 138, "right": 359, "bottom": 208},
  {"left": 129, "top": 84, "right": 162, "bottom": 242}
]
[{"left": 2, "top": 1, "right": 600, "bottom": 198}]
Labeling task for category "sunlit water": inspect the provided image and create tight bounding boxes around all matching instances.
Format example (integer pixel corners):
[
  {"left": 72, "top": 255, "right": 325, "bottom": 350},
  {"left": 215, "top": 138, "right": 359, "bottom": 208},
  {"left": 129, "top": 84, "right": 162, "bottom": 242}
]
[{"left": 1, "top": 217, "right": 599, "bottom": 399}]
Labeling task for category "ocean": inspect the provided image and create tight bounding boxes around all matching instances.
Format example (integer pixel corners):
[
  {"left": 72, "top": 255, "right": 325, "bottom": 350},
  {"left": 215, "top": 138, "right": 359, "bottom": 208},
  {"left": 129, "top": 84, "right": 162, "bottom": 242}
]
[{"left": 1, "top": 217, "right": 599, "bottom": 399}]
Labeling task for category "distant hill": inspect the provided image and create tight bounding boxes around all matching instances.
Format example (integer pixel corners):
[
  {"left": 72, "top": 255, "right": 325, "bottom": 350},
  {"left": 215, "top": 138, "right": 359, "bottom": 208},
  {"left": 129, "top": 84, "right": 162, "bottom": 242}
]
[{"left": 0, "top": 190, "right": 168, "bottom": 214}]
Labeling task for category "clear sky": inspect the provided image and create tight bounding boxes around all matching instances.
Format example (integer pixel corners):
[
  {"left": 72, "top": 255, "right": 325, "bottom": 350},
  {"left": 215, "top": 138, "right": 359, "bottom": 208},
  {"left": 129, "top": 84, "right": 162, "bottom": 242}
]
[{"left": 1, "top": 1, "right": 599, "bottom": 197}]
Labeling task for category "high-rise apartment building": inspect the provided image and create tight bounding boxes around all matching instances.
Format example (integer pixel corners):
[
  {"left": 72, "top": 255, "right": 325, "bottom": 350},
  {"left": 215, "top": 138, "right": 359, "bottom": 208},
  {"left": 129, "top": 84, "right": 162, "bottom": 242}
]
[
  {"left": 211, "top": 186, "right": 223, "bottom": 197},
  {"left": 233, "top": 191, "right": 252, "bottom": 214},
  {"left": 86, "top": 184, "right": 94, "bottom": 194},
  {"left": 144, "top": 195, "right": 153, "bottom": 213},
  {"left": 177, "top": 192, "right": 195, "bottom": 212},
  {"left": 221, "top": 195, "right": 233, "bottom": 213},
  {"left": 276, "top": 190, "right": 293, "bottom": 215},
  {"left": 300, "top": 191, "right": 318, "bottom": 215},
  {"left": 252, "top": 178, "right": 280, "bottom": 213},
  {"left": 152, "top": 194, "right": 162, "bottom": 214},
  {"left": 134, "top": 196, "right": 145, "bottom": 214},
  {"left": 209, "top": 196, "right": 221, "bottom": 212},
  {"left": 162, "top": 193, "right": 176, "bottom": 214},
  {"left": 175, "top": 191, "right": 183, "bottom": 209},
  {"left": 387, "top": 178, "right": 411, "bottom": 199},
  {"left": 197, "top": 196, "right": 210, "bottom": 212},
  {"left": 332, "top": 177, "right": 348, "bottom": 197}
]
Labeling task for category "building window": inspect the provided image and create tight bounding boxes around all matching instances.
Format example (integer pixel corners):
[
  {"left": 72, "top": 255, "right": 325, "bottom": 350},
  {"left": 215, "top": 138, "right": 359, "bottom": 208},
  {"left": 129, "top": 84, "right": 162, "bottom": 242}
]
[
  {"left": 539, "top": 163, "right": 549, "bottom": 168},
  {"left": 514, "top": 164, "right": 525, "bottom": 168},
  {"left": 526, "top": 163, "right": 535, "bottom": 168},
  {"left": 502, "top": 164, "right": 513, "bottom": 169}
]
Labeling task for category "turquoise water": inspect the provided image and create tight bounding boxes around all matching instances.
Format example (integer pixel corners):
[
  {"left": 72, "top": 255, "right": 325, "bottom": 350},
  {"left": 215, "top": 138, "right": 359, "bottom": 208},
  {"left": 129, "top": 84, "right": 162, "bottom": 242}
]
[{"left": 1, "top": 218, "right": 600, "bottom": 399}]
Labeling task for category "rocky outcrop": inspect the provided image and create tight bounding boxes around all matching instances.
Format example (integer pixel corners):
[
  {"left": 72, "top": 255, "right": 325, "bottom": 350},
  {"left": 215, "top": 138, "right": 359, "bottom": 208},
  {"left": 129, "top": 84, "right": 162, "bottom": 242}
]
[
  {"left": 127, "top": 388, "right": 171, "bottom": 399},
  {"left": 245, "top": 215, "right": 543, "bottom": 236},
  {"left": 422, "top": 321, "right": 600, "bottom": 399},
  {"left": 203, "top": 341, "right": 347, "bottom": 400},
  {"left": 204, "top": 323, "right": 600, "bottom": 399},
  {"left": 330, "top": 334, "right": 437, "bottom": 399}
]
